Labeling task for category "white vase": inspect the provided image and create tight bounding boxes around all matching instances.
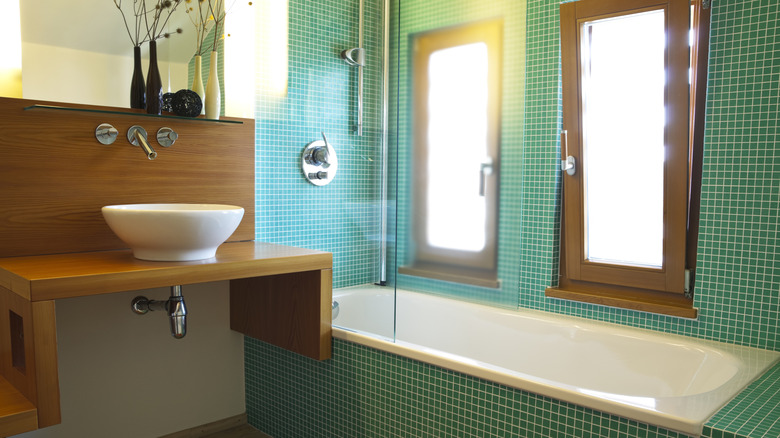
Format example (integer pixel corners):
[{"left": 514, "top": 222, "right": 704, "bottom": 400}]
[
  {"left": 205, "top": 51, "right": 221, "bottom": 120},
  {"left": 191, "top": 55, "right": 206, "bottom": 115}
]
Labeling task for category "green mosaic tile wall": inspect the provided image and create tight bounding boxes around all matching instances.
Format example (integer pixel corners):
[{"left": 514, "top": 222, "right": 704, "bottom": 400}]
[
  {"left": 518, "top": 0, "right": 780, "bottom": 353},
  {"left": 390, "top": 0, "right": 526, "bottom": 308},
  {"left": 245, "top": 0, "right": 780, "bottom": 437},
  {"left": 247, "top": 338, "right": 721, "bottom": 438},
  {"left": 707, "top": 361, "right": 780, "bottom": 438},
  {"left": 254, "top": 0, "right": 386, "bottom": 289}
]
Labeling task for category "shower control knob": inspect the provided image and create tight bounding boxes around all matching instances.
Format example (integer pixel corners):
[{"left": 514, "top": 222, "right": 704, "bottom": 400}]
[
  {"left": 309, "top": 146, "right": 330, "bottom": 166},
  {"left": 302, "top": 134, "right": 338, "bottom": 186}
]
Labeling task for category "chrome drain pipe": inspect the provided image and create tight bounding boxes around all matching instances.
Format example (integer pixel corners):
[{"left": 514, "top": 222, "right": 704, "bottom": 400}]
[{"left": 131, "top": 285, "right": 187, "bottom": 338}]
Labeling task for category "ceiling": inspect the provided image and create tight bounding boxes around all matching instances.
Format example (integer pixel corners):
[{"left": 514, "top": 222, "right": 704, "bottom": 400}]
[{"left": 20, "top": 0, "right": 196, "bottom": 63}]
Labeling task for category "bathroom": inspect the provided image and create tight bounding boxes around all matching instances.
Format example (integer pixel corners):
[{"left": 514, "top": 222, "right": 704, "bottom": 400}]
[{"left": 4, "top": 0, "right": 780, "bottom": 437}]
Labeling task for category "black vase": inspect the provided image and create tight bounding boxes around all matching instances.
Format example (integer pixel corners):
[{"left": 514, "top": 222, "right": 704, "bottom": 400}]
[
  {"left": 130, "top": 45, "right": 145, "bottom": 109},
  {"left": 145, "top": 40, "right": 163, "bottom": 115}
]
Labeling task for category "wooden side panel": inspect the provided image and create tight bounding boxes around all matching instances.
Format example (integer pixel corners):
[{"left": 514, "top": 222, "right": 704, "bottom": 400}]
[
  {"left": 230, "top": 270, "right": 333, "bottom": 361},
  {"left": 0, "top": 292, "right": 60, "bottom": 429},
  {"left": 0, "top": 97, "right": 255, "bottom": 258},
  {"left": 0, "top": 376, "right": 37, "bottom": 437},
  {"left": 31, "top": 301, "right": 59, "bottom": 428},
  {"left": 0, "top": 287, "right": 38, "bottom": 405}
]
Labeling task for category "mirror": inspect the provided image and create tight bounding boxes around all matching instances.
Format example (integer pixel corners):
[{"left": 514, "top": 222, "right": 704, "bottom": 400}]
[
  {"left": 17, "top": 0, "right": 194, "bottom": 108},
  {"left": 393, "top": 0, "right": 524, "bottom": 306},
  {"left": 12, "top": 0, "right": 266, "bottom": 117}
]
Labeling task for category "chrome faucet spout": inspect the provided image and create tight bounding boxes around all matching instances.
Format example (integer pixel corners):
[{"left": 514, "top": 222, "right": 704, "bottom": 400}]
[
  {"left": 134, "top": 130, "right": 157, "bottom": 160},
  {"left": 127, "top": 125, "right": 158, "bottom": 160}
]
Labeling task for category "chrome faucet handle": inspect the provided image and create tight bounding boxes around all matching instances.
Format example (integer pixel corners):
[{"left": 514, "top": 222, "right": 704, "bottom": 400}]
[
  {"left": 312, "top": 132, "right": 332, "bottom": 166},
  {"left": 95, "top": 123, "right": 118, "bottom": 145},
  {"left": 311, "top": 146, "right": 330, "bottom": 167},
  {"left": 156, "top": 127, "right": 178, "bottom": 147}
]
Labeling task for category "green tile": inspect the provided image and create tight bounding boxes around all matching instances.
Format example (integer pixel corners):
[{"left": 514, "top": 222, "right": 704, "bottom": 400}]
[{"left": 246, "top": 0, "right": 780, "bottom": 437}]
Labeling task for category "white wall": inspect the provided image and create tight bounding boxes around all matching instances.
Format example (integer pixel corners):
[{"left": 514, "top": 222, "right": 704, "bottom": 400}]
[
  {"left": 22, "top": 41, "right": 189, "bottom": 108},
  {"left": 17, "top": 281, "right": 245, "bottom": 438}
]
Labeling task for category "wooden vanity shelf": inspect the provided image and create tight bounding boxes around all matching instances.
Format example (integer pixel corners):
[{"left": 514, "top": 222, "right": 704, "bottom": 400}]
[
  {"left": 0, "top": 97, "right": 333, "bottom": 436},
  {"left": 0, "top": 241, "right": 333, "bottom": 436}
]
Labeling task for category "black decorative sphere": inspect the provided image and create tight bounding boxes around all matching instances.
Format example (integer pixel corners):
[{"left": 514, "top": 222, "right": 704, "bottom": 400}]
[
  {"left": 171, "top": 89, "right": 203, "bottom": 117},
  {"left": 162, "top": 92, "right": 175, "bottom": 112}
]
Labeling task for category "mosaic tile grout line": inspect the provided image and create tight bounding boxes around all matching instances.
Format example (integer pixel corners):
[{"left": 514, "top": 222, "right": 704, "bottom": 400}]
[{"left": 245, "top": 0, "right": 780, "bottom": 436}]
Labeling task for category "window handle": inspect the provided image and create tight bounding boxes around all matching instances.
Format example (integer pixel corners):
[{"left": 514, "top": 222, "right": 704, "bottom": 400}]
[
  {"left": 479, "top": 158, "right": 494, "bottom": 197},
  {"left": 561, "top": 130, "right": 576, "bottom": 175}
]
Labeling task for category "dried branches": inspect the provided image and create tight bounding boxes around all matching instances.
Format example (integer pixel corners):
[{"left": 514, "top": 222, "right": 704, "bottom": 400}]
[
  {"left": 113, "top": 0, "right": 148, "bottom": 47},
  {"left": 185, "top": 0, "right": 252, "bottom": 55},
  {"left": 114, "top": 0, "right": 183, "bottom": 47}
]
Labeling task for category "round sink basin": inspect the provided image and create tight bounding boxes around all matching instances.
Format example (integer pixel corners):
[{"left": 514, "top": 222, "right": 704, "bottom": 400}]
[{"left": 102, "top": 204, "right": 245, "bottom": 261}]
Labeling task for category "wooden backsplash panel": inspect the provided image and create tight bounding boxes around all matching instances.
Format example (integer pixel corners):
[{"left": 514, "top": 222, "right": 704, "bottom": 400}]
[{"left": 0, "top": 97, "right": 255, "bottom": 257}]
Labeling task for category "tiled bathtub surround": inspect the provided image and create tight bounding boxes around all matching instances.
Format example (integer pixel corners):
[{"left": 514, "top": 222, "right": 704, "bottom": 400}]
[
  {"left": 248, "top": 338, "right": 773, "bottom": 438},
  {"left": 246, "top": 0, "right": 780, "bottom": 436}
]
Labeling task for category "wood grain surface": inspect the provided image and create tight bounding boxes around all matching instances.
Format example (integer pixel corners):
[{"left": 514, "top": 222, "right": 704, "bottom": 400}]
[{"left": 0, "top": 97, "right": 255, "bottom": 258}]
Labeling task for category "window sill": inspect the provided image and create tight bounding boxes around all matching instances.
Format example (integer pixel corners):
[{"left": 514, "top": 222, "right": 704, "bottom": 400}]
[
  {"left": 545, "top": 284, "right": 698, "bottom": 319},
  {"left": 399, "top": 263, "right": 500, "bottom": 289}
]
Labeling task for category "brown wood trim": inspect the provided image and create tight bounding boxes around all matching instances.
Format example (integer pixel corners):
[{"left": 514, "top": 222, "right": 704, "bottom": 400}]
[
  {"left": 572, "top": 0, "right": 671, "bottom": 18},
  {"left": 30, "top": 301, "right": 59, "bottom": 428},
  {"left": 0, "top": 286, "right": 41, "bottom": 435},
  {"left": 230, "top": 269, "right": 333, "bottom": 361},
  {"left": 398, "top": 264, "right": 500, "bottom": 289},
  {"left": 546, "top": 283, "right": 698, "bottom": 319},
  {"left": 0, "top": 97, "right": 255, "bottom": 258},
  {"left": 0, "top": 288, "right": 37, "bottom": 405},
  {"left": 0, "top": 241, "right": 332, "bottom": 302},
  {"left": 317, "top": 269, "right": 334, "bottom": 357},
  {"left": 686, "top": 0, "right": 711, "bottom": 291},
  {"left": 158, "top": 413, "right": 249, "bottom": 438},
  {"left": 0, "top": 375, "right": 37, "bottom": 437},
  {"left": 410, "top": 19, "right": 502, "bottom": 272},
  {"left": 559, "top": 0, "right": 690, "bottom": 295},
  {"left": 559, "top": 1, "right": 584, "bottom": 281}
]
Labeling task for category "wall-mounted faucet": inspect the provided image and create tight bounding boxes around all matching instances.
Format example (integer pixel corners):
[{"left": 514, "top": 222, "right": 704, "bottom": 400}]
[
  {"left": 131, "top": 285, "right": 187, "bottom": 338},
  {"left": 127, "top": 125, "right": 157, "bottom": 160},
  {"left": 95, "top": 124, "right": 178, "bottom": 160}
]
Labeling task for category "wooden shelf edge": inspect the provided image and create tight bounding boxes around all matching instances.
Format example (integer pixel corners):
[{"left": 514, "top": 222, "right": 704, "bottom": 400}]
[
  {"left": 0, "top": 375, "right": 38, "bottom": 436},
  {"left": 546, "top": 287, "right": 698, "bottom": 319},
  {"left": 0, "top": 241, "right": 332, "bottom": 301}
]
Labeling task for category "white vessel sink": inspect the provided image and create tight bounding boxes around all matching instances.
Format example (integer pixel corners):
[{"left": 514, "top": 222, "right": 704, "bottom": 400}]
[{"left": 102, "top": 204, "right": 245, "bottom": 261}]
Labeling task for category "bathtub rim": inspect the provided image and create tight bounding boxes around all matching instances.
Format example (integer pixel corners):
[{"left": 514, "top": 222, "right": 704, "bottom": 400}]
[
  {"left": 332, "top": 287, "right": 780, "bottom": 436},
  {"left": 331, "top": 327, "right": 713, "bottom": 435}
]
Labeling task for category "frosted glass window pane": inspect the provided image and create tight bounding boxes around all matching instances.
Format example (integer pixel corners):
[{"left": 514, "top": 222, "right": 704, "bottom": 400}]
[
  {"left": 426, "top": 43, "right": 488, "bottom": 252},
  {"left": 581, "top": 11, "right": 665, "bottom": 268}
]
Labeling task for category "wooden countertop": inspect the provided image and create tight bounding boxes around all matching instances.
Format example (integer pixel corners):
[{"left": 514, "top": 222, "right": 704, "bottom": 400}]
[{"left": 0, "top": 241, "right": 332, "bottom": 301}]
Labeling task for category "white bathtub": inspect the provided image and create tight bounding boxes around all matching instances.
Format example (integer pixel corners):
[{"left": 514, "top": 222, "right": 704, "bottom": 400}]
[{"left": 332, "top": 285, "right": 780, "bottom": 436}]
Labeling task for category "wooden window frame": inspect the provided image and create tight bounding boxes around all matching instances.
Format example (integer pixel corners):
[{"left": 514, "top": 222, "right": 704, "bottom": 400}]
[
  {"left": 547, "top": 0, "right": 710, "bottom": 318},
  {"left": 399, "top": 19, "right": 503, "bottom": 288}
]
